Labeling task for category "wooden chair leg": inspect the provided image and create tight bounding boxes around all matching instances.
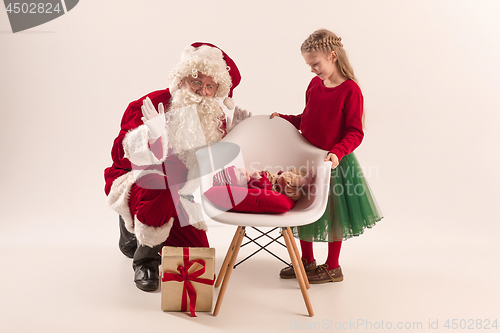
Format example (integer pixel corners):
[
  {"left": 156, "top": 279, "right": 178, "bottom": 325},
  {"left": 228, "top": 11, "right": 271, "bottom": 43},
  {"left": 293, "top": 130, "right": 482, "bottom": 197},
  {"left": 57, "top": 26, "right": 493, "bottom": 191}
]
[
  {"left": 286, "top": 227, "right": 310, "bottom": 289},
  {"left": 213, "top": 226, "right": 245, "bottom": 316},
  {"left": 215, "top": 226, "right": 243, "bottom": 288},
  {"left": 282, "top": 227, "right": 314, "bottom": 317}
]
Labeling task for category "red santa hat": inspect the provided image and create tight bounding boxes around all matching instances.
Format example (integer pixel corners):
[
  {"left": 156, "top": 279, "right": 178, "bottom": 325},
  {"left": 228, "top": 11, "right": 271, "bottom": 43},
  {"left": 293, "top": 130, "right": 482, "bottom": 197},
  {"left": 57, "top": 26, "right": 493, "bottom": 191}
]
[
  {"left": 169, "top": 42, "right": 241, "bottom": 110},
  {"left": 213, "top": 166, "right": 239, "bottom": 186}
]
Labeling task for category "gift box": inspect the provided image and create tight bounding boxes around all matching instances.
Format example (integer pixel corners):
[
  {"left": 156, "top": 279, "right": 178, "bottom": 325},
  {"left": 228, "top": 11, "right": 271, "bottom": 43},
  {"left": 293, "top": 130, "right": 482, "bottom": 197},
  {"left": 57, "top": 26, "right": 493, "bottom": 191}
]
[{"left": 161, "top": 246, "right": 215, "bottom": 316}]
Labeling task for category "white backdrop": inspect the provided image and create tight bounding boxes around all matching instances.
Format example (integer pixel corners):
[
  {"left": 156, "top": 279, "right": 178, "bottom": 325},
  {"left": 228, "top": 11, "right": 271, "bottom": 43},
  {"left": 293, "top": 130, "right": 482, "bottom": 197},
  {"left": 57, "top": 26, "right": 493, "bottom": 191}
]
[
  {"left": 1, "top": 0, "right": 500, "bottom": 331},
  {"left": 1, "top": 0, "right": 499, "bottom": 239}
]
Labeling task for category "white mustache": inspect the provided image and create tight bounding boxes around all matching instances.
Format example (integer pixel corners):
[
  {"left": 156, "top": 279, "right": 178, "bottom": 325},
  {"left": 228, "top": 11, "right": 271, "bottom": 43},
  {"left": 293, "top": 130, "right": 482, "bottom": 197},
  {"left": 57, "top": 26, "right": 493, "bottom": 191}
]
[{"left": 171, "top": 88, "right": 210, "bottom": 108}]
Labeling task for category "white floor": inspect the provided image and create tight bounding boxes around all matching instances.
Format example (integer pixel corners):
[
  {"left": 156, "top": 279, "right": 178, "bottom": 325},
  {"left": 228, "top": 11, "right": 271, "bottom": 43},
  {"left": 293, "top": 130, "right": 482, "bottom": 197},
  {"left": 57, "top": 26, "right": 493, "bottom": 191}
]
[
  {"left": 1, "top": 209, "right": 499, "bottom": 333},
  {"left": 2, "top": 1, "right": 500, "bottom": 332}
]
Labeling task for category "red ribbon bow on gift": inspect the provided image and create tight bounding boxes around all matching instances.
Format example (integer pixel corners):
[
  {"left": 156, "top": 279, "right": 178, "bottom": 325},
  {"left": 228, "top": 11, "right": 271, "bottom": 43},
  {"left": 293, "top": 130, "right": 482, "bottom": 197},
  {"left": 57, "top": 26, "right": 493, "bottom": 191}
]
[{"left": 161, "top": 248, "right": 215, "bottom": 317}]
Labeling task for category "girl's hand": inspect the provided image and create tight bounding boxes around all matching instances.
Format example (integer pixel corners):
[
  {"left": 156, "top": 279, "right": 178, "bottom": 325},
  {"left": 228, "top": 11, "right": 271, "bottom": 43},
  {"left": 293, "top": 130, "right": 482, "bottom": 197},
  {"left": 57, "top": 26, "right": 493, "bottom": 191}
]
[
  {"left": 270, "top": 112, "right": 280, "bottom": 119},
  {"left": 325, "top": 153, "right": 339, "bottom": 169}
]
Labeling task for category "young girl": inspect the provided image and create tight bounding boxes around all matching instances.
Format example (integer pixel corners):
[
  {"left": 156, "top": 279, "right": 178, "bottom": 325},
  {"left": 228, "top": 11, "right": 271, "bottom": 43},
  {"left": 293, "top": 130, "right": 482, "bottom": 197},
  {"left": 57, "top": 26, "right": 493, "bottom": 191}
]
[{"left": 271, "top": 29, "right": 383, "bottom": 284}]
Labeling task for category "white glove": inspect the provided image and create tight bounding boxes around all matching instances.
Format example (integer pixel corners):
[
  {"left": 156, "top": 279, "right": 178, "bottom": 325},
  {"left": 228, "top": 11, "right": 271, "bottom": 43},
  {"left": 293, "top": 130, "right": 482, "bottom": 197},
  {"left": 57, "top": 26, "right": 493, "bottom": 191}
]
[
  {"left": 226, "top": 106, "right": 252, "bottom": 132},
  {"left": 141, "top": 97, "right": 165, "bottom": 140}
]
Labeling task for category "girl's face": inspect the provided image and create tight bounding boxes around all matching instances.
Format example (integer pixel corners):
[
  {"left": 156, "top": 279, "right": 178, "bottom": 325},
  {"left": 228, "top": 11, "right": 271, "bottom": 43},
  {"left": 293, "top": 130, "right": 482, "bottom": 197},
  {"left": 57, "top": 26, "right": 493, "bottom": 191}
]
[{"left": 302, "top": 51, "right": 337, "bottom": 83}]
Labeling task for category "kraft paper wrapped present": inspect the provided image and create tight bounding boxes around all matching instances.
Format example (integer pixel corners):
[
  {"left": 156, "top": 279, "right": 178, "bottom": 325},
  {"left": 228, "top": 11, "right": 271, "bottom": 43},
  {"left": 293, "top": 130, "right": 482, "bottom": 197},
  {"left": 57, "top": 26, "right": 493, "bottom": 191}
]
[{"left": 161, "top": 246, "right": 215, "bottom": 316}]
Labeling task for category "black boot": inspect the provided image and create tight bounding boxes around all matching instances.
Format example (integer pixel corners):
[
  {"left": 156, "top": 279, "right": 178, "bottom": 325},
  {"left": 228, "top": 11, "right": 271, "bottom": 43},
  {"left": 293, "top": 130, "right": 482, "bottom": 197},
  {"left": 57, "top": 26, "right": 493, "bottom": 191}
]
[
  {"left": 133, "top": 243, "right": 163, "bottom": 292},
  {"left": 119, "top": 216, "right": 137, "bottom": 258}
]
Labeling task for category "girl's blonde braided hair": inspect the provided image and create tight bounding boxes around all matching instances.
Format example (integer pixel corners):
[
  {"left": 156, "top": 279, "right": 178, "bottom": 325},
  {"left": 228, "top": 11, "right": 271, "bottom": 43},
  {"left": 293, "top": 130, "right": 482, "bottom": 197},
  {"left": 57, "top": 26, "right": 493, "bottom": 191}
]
[
  {"left": 301, "top": 29, "right": 358, "bottom": 84},
  {"left": 301, "top": 29, "right": 364, "bottom": 125}
]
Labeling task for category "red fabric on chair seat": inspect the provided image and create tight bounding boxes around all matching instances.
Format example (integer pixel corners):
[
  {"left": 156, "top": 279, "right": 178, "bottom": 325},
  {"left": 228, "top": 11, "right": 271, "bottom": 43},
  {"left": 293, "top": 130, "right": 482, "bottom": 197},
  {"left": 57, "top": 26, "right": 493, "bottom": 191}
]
[{"left": 204, "top": 186, "right": 295, "bottom": 214}]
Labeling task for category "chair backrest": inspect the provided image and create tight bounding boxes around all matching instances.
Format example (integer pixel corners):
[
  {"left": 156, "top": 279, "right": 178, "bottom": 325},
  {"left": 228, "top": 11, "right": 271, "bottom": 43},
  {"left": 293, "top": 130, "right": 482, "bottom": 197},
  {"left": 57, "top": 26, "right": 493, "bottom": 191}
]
[{"left": 196, "top": 115, "right": 331, "bottom": 227}]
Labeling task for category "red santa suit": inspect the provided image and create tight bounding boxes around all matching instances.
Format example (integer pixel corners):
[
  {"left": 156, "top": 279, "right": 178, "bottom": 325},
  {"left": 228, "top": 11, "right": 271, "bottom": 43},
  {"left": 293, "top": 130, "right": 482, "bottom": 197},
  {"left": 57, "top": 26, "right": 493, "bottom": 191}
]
[
  {"left": 105, "top": 88, "right": 211, "bottom": 247},
  {"left": 104, "top": 43, "right": 241, "bottom": 249}
]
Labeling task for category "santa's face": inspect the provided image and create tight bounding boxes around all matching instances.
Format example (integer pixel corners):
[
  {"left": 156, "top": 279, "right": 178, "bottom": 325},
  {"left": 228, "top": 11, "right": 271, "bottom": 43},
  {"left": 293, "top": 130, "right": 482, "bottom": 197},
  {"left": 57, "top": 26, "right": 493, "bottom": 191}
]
[
  {"left": 183, "top": 73, "right": 218, "bottom": 97},
  {"left": 166, "top": 83, "right": 226, "bottom": 169}
]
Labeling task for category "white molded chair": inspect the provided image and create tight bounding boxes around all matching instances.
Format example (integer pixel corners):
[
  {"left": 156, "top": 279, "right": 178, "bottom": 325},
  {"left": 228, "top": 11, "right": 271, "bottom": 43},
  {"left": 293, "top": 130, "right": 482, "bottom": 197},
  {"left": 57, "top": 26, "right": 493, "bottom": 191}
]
[{"left": 196, "top": 115, "right": 331, "bottom": 317}]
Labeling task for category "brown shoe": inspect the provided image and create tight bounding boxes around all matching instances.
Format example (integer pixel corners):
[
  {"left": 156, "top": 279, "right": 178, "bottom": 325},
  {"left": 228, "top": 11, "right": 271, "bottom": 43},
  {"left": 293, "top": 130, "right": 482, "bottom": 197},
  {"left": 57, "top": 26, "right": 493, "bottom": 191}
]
[
  {"left": 279, "top": 259, "right": 317, "bottom": 279},
  {"left": 307, "top": 264, "right": 343, "bottom": 284}
]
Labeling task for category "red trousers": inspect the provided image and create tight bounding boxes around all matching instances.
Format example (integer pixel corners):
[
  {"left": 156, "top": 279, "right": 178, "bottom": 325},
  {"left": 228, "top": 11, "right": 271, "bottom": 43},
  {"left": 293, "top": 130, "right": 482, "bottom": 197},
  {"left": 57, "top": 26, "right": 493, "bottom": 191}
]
[{"left": 128, "top": 172, "right": 209, "bottom": 248}]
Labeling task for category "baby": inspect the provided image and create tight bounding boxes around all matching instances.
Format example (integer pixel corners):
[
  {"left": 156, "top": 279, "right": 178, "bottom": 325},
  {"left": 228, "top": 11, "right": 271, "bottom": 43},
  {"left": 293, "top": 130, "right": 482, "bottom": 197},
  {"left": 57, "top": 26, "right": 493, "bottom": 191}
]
[{"left": 213, "top": 165, "right": 315, "bottom": 201}]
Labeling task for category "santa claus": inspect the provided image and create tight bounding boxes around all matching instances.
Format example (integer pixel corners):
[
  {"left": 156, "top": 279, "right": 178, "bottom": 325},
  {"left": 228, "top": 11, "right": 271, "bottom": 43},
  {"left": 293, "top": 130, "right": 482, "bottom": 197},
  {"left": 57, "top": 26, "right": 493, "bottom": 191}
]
[{"left": 104, "top": 42, "right": 250, "bottom": 292}]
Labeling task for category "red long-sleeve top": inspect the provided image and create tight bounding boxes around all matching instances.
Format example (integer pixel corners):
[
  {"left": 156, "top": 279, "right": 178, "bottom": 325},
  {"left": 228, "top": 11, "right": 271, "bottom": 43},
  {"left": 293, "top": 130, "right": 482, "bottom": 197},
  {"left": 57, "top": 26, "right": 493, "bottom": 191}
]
[{"left": 279, "top": 77, "right": 364, "bottom": 161}]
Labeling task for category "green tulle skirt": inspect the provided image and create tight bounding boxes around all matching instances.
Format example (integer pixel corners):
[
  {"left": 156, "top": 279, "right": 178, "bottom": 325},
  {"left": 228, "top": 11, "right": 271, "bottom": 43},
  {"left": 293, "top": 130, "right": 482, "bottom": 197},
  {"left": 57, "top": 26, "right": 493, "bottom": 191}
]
[{"left": 292, "top": 153, "right": 383, "bottom": 242}]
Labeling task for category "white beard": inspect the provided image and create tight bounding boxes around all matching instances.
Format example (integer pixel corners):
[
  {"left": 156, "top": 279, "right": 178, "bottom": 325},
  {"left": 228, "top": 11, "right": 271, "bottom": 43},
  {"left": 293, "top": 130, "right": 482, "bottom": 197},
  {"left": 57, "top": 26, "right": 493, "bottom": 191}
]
[{"left": 166, "top": 88, "right": 225, "bottom": 170}]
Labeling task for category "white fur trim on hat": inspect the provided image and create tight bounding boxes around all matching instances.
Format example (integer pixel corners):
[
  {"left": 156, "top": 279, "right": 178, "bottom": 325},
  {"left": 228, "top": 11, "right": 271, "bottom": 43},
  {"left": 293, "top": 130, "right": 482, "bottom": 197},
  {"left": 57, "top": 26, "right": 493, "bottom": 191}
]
[{"left": 223, "top": 97, "right": 235, "bottom": 110}]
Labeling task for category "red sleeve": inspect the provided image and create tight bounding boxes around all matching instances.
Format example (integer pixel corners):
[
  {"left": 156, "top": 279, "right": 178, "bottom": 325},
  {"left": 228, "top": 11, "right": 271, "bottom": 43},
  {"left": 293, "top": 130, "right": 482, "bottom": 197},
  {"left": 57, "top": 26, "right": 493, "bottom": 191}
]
[
  {"left": 109, "top": 89, "right": 172, "bottom": 171},
  {"left": 278, "top": 113, "right": 302, "bottom": 130},
  {"left": 329, "top": 87, "right": 364, "bottom": 160}
]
